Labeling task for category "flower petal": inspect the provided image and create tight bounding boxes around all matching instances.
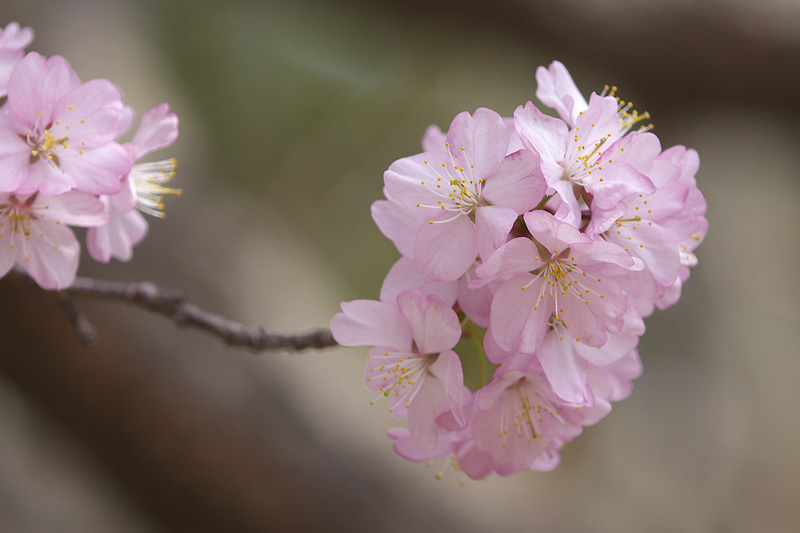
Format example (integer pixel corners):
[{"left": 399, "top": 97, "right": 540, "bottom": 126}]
[
  {"left": 414, "top": 212, "right": 476, "bottom": 282},
  {"left": 330, "top": 299, "right": 412, "bottom": 351},
  {"left": 17, "top": 219, "right": 80, "bottom": 290},
  {"left": 396, "top": 290, "right": 460, "bottom": 355}
]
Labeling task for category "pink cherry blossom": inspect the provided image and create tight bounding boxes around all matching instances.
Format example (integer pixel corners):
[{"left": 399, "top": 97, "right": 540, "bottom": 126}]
[
  {"left": 0, "top": 191, "right": 107, "bottom": 289},
  {"left": 486, "top": 304, "right": 645, "bottom": 407},
  {"left": 514, "top": 96, "right": 655, "bottom": 227},
  {"left": 0, "top": 52, "right": 130, "bottom": 196},
  {"left": 384, "top": 108, "right": 546, "bottom": 282},
  {"left": 330, "top": 290, "right": 471, "bottom": 450},
  {"left": 470, "top": 368, "right": 610, "bottom": 476},
  {"left": 586, "top": 133, "right": 707, "bottom": 316},
  {"left": 473, "top": 210, "right": 639, "bottom": 353},
  {"left": 341, "top": 60, "right": 708, "bottom": 477},
  {"left": 536, "top": 60, "right": 653, "bottom": 136},
  {"left": 87, "top": 103, "right": 179, "bottom": 263},
  {"left": 378, "top": 256, "right": 494, "bottom": 328}
]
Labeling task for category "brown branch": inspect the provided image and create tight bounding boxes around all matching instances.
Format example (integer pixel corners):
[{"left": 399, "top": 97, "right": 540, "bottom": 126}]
[
  {"left": 60, "top": 276, "right": 337, "bottom": 352},
  {"left": 56, "top": 292, "right": 98, "bottom": 348}
]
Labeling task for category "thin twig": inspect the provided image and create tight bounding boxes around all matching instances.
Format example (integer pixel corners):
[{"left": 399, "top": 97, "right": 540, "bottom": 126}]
[
  {"left": 59, "top": 276, "right": 337, "bottom": 352},
  {"left": 57, "top": 292, "right": 98, "bottom": 348}
]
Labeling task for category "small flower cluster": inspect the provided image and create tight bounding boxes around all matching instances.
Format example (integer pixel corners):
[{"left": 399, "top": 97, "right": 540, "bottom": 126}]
[
  {"left": 331, "top": 61, "right": 707, "bottom": 479},
  {"left": 0, "top": 22, "right": 179, "bottom": 290}
]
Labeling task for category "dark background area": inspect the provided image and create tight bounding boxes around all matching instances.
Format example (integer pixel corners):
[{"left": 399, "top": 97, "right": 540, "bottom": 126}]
[{"left": 1, "top": 0, "right": 799, "bottom": 531}]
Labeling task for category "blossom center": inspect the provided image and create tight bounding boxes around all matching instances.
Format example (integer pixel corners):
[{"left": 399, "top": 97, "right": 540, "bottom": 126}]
[
  {"left": 496, "top": 378, "right": 566, "bottom": 449},
  {"left": 366, "top": 351, "right": 434, "bottom": 412},
  {"left": 28, "top": 129, "right": 69, "bottom": 165},
  {"left": 522, "top": 248, "right": 606, "bottom": 327},
  {"left": 561, "top": 134, "right": 608, "bottom": 185},
  {"left": 1, "top": 195, "right": 36, "bottom": 235},
  {"left": 419, "top": 143, "right": 485, "bottom": 223}
]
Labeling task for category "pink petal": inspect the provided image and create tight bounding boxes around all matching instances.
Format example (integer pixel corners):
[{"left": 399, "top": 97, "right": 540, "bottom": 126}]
[
  {"left": 130, "top": 103, "right": 179, "bottom": 159},
  {"left": 86, "top": 207, "right": 148, "bottom": 263},
  {"left": 620, "top": 225, "right": 681, "bottom": 285},
  {"left": 567, "top": 237, "right": 638, "bottom": 272},
  {"left": 616, "top": 131, "right": 663, "bottom": 173},
  {"left": 586, "top": 349, "right": 642, "bottom": 402},
  {"left": 34, "top": 191, "right": 108, "bottom": 227},
  {"left": 489, "top": 275, "right": 551, "bottom": 352},
  {"left": 383, "top": 152, "right": 443, "bottom": 211},
  {"left": 457, "top": 269, "right": 493, "bottom": 327},
  {"left": 7, "top": 53, "right": 78, "bottom": 128},
  {"left": 0, "top": 22, "right": 34, "bottom": 49},
  {"left": 379, "top": 256, "right": 457, "bottom": 306},
  {"left": 0, "top": 49, "right": 22, "bottom": 96},
  {"left": 59, "top": 142, "right": 130, "bottom": 195},
  {"left": 421, "top": 123, "right": 446, "bottom": 153},
  {"left": 535, "top": 61, "right": 588, "bottom": 125},
  {"left": 428, "top": 350, "right": 468, "bottom": 427},
  {"left": 388, "top": 428, "right": 454, "bottom": 462},
  {"left": 370, "top": 198, "right": 424, "bottom": 257},
  {"left": 0, "top": 129, "right": 31, "bottom": 192},
  {"left": 330, "top": 299, "right": 412, "bottom": 351},
  {"left": 396, "top": 290, "right": 461, "bottom": 355},
  {"left": 586, "top": 162, "right": 655, "bottom": 210},
  {"left": 414, "top": 213, "right": 476, "bottom": 282},
  {"left": 537, "top": 332, "right": 591, "bottom": 406},
  {"left": 513, "top": 101, "right": 569, "bottom": 182},
  {"left": 17, "top": 219, "right": 80, "bottom": 290},
  {"left": 474, "top": 205, "right": 517, "bottom": 264},
  {"left": 472, "top": 237, "right": 542, "bottom": 288},
  {"left": 18, "top": 160, "right": 75, "bottom": 196},
  {"left": 523, "top": 209, "right": 586, "bottom": 255},
  {"left": 406, "top": 375, "right": 450, "bottom": 450},
  {"left": 51, "top": 79, "right": 125, "bottom": 148},
  {"left": 481, "top": 149, "right": 546, "bottom": 214},
  {"left": 446, "top": 108, "right": 507, "bottom": 180}
]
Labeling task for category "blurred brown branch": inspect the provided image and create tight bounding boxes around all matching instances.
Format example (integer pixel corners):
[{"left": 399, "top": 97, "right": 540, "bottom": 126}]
[{"left": 53, "top": 276, "right": 337, "bottom": 352}]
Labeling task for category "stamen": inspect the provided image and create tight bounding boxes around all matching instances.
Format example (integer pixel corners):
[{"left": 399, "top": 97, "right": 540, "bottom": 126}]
[{"left": 131, "top": 158, "right": 181, "bottom": 219}]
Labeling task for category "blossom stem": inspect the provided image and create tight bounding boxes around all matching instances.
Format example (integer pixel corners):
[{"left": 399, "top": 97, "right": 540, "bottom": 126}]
[{"left": 11, "top": 270, "right": 337, "bottom": 352}]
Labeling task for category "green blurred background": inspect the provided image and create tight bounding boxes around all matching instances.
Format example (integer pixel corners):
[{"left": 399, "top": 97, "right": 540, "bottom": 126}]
[{"left": 1, "top": 0, "right": 799, "bottom": 531}]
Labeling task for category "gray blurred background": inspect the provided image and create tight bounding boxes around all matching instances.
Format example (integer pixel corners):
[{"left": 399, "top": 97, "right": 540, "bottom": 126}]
[{"left": 1, "top": 0, "right": 799, "bottom": 531}]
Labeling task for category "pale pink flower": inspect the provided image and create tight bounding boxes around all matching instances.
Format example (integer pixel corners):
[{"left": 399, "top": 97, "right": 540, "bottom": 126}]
[
  {"left": 472, "top": 210, "right": 639, "bottom": 353},
  {"left": 650, "top": 145, "right": 708, "bottom": 312},
  {"left": 586, "top": 134, "right": 707, "bottom": 316},
  {"left": 470, "top": 368, "right": 610, "bottom": 475},
  {"left": 0, "top": 52, "right": 130, "bottom": 195},
  {"left": 87, "top": 103, "right": 179, "bottom": 263},
  {"left": 0, "top": 22, "right": 34, "bottom": 98},
  {"left": 384, "top": 108, "right": 546, "bottom": 282},
  {"left": 379, "top": 256, "right": 495, "bottom": 328},
  {"left": 486, "top": 304, "right": 645, "bottom": 407},
  {"left": 331, "top": 290, "right": 470, "bottom": 450},
  {"left": 514, "top": 97, "right": 655, "bottom": 227},
  {"left": 536, "top": 60, "right": 653, "bottom": 136},
  {"left": 0, "top": 191, "right": 107, "bottom": 289}
]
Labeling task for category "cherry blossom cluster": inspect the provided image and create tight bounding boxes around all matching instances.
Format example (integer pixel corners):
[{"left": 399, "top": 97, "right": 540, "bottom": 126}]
[
  {"left": 0, "top": 22, "right": 180, "bottom": 290},
  {"left": 331, "top": 61, "right": 707, "bottom": 479}
]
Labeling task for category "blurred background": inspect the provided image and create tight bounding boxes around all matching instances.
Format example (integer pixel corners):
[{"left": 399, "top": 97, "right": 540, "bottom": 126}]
[{"left": 1, "top": 0, "right": 799, "bottom": 531}]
